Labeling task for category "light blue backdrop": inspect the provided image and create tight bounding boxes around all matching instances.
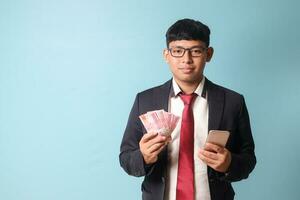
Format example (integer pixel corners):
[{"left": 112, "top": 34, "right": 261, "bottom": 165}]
[{"left": 1, "top": 0, "right": 299, "bottom": 199}]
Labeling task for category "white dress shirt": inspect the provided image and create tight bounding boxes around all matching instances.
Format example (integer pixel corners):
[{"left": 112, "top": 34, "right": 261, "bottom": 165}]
[{"left": 164, "top": 77, "right": 211, "bottom": 200}]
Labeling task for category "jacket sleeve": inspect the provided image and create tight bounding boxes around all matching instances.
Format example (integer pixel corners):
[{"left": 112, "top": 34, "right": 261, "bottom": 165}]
[
  {"left": 119, "top": 94, "right": 155, "bottom": 177},
  {"left": 221, "top": 96, "right": 256, "bottom": 182}
]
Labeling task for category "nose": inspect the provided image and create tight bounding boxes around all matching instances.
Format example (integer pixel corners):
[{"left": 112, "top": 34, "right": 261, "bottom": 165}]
[{"left": 182, "top": 50, "right": 193, "bottom": 63}]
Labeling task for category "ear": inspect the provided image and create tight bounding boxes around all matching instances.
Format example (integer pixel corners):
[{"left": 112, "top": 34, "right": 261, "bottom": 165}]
[
  {"left": 163, "top": 49, "right": 169, "bottom": 63},
  {"left": 206, "top": 47, "right": 214, "bottom": 62}
]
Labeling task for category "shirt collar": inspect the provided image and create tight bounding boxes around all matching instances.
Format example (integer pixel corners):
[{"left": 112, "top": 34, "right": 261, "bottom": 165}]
[{"left": 170, "top": 76, "right": 206, "bottom": 98}]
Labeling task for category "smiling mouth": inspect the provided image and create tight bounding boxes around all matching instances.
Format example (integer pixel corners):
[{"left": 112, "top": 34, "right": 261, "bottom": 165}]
[{"left": 179, "top": 67, "right": 194, "bottom": 73}]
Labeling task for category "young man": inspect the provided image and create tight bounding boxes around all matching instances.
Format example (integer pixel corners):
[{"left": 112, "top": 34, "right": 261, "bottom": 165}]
[{"left": 119, "top": 18, "right": 256, "bottom": 200}]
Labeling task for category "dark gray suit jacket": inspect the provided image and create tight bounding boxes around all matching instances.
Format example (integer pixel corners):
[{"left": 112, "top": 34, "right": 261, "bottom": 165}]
[{"left": 119, "top": 78, "right": 256, "bottom": 200}]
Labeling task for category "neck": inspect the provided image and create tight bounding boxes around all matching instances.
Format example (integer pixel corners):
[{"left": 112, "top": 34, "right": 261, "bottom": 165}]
[{"left": 175, "top": 76, "right": 203, "bottom": 95}]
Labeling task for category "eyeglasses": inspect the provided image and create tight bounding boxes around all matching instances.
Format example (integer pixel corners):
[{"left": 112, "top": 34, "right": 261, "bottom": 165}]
[{"left": 168, "top": 46, "right": 208, "bottom": 57}]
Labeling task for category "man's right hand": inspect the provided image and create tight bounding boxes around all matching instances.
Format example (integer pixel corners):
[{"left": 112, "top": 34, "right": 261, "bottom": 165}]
[{"left": 139, "top": 132, "right": 171, "bottom": 164}]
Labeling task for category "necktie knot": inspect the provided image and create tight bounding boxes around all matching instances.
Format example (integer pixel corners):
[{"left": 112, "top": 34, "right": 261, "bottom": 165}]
[{"left": 179, "top": 93, "right": 197, "bottom": 105}]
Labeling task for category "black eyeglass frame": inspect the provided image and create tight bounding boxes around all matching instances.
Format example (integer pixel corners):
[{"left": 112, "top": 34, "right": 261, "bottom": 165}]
[{"left": 168, "top": 46, "right": 208, "bottom": 58}]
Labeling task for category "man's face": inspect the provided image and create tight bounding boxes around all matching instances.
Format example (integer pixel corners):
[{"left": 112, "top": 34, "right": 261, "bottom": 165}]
[{"left": 164, "top": 40, "right": 213, "bottom": 85}]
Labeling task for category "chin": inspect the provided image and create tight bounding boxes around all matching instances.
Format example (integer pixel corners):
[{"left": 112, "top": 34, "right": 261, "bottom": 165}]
[
  {"left": 180, "top": 75, "right": 202, "bottom": 83},
  {"left": 178, "top": 78, "right": 199, "bottom": 84}
]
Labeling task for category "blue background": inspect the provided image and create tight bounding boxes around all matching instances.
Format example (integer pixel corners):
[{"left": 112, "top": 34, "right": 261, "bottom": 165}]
[{"left": 1, "top": 0, "right": 299, "bottom": 199}]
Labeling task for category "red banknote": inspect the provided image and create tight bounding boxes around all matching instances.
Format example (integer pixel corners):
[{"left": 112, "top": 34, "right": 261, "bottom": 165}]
[{"left": 139, "top": 110, "right": 180, "bottom": 136}]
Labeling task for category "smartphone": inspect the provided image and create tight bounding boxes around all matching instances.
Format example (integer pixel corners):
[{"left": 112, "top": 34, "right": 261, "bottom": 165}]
[{"left": 205, "top": 130, "right": 230, "bottom": 147}]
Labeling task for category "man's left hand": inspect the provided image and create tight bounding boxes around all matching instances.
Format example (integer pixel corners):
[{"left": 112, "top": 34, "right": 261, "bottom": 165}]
[{"left": 198, "top": 143, "right": 232, "bottom": 173}]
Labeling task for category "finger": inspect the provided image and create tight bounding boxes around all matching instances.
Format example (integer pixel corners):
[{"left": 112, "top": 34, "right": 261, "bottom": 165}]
[
  {"left": 205, "top": 143, "right": 223, "bottom": 153},
  {"left": 148, "top": 142, "right": 166, "bottom": 153},
  {"left": 199, "top": 149, "right": 218, "bottom": 160},
  {"left": 221, "top": 148, "right": 229, "bottom": 154},
  {"left": 141, "top": 132, "right": 158, "bottom": 143},
  {"left": 166, "top": 135, "right": 172, "bottom": 142},
  {"left": 151, "top": 143, "right": 166, "bottom": 156},
  {"left": 147, "top": 135, "right": 169, "bottom": 147},
  {"left": 161, "top": 135, "right": 172, "bottom": 145},
  {"left": 198, "top": 151, "right": 218, "bottom": 165}
]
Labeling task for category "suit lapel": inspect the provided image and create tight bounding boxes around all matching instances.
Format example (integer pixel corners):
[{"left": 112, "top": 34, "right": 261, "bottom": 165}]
[
  {"left": 205, "top": 79, "right": 225, "bottom": 179},
  {"left": 153, "top": 79, "right": 172, "bottom": 112},
  {"left": 152, "top": 79, "right": 172, "bottom": 178},
  {"left": 206, "top": 79, "right": 224, "bottom": 131}
]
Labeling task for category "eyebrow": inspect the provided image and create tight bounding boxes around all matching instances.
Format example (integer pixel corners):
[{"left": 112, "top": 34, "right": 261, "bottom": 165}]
[{"left": 170, "top": 45, "right": 205, "bottom": 49}]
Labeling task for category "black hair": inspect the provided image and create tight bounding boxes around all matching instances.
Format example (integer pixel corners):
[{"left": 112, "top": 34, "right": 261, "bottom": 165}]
[{"left": 166, "top": 18, "right": 211, "bottom": 47}]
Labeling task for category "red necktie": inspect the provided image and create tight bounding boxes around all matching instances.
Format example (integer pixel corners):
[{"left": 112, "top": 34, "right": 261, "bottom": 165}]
[{"left": 176, "top": 93, "right": 197, "bottom": 200}]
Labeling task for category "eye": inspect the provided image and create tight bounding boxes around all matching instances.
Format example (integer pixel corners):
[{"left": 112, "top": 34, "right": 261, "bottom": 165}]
[
  {"left": 172, "top": 48, "right": 184, "bottom": 54},
  {"left": 191, "top": 49, "right": 202, "bottom": 54}
]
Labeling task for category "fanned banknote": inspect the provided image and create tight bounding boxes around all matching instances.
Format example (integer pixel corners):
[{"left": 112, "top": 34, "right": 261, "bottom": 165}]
[{"left": 139, "top": 110, "right": 180, "bottom": 136}]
